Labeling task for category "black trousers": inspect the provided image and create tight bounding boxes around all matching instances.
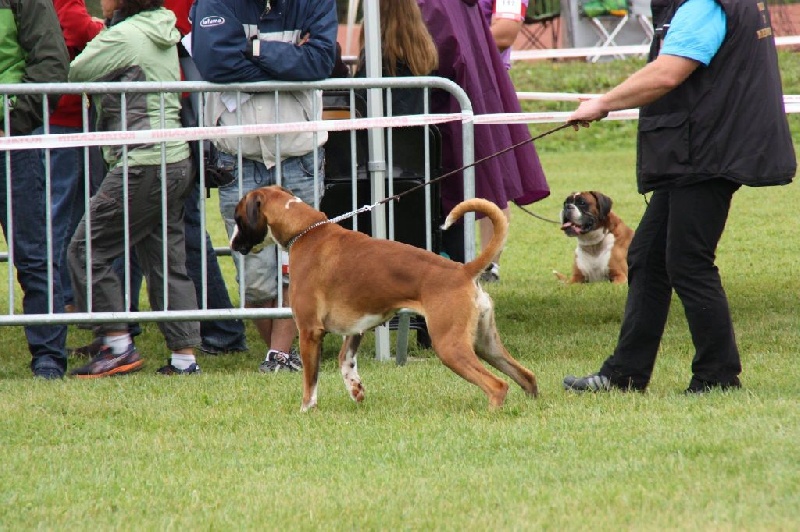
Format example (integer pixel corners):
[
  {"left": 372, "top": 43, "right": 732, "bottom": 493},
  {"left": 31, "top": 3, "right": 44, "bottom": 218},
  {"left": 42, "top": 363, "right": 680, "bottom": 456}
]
[{"left": 600, "top": 178, "right": 742, "bottom": 389}]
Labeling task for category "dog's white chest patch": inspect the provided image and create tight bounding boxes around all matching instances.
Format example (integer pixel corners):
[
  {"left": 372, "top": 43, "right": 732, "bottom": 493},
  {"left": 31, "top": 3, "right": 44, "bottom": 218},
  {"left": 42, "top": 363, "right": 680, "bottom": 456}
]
[{"left": 576, "top": 232, "right": 615, "bottom": 282}]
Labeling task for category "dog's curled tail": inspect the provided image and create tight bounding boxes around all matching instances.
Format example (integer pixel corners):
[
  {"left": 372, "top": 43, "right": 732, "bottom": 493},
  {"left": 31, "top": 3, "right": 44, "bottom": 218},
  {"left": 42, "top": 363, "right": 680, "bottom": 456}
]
[{"left": 442, "top": 198, "right": 508, "bottom": 279}]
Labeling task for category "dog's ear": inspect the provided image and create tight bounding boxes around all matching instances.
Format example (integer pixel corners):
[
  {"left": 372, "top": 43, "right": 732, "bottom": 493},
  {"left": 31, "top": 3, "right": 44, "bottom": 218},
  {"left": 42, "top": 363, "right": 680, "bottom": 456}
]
[
  {"left": 245, "top": 193, "right": 262, "bottom": 229},
  {"left": 591, "top": 192, "right": 613, "bottom": 219}
]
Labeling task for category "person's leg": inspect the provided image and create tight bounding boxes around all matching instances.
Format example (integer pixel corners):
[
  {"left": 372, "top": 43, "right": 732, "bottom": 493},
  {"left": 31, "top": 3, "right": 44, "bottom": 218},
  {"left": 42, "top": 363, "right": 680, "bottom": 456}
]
[
  {"left": 565, "top": 190, "right": 673, "bottom": 391},
  {"left": 131, "top": 159, "right": 201, "bottom": 369},
  {"left": 67, "top": 166, "right": 139, "bottom": 338},
  {"left": 183, "top": 181, "right": 246, "bottom": 352},
  {"left": 1, "top": 149, "right": 68, "bottom": 377},
  {"left": 111, "top": 251, "right": 143, "bottom": 338},
  {"left": 665, "top": 179, "right": 742, "bottom": 390},
  {"left": 266, "top": 150, "right": 325, "bottom": 357},
  {"left": 217, "top": 153, "right": 294, "bottom": 368},
  {"left": 38, "top": 125, "right": 83, "bottom": 311}
]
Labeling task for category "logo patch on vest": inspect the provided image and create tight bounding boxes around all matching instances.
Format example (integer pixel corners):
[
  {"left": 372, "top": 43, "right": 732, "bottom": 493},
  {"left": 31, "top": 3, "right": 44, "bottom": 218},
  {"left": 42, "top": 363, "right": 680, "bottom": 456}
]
[{"left": 199, "top": 16, "right": 225, "bottom": 28}]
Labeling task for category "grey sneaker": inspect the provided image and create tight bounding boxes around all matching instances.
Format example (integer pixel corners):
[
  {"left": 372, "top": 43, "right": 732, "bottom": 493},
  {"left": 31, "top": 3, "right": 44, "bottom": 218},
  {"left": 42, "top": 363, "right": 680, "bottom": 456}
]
[
  {"left": 259, "top": 349, "right": 301, "bottom": 373},
  {"left": 70, "top": 344, "right": 143, "bottom": 379},
  {"left": 285, "top": 349, "right": 303, "bottom": 371},
  {"left": 563, "top": 372, "right": 611, "bottom": 392},
  {"left": 480, "top": 262, "right": 500, "bottom": 283}
]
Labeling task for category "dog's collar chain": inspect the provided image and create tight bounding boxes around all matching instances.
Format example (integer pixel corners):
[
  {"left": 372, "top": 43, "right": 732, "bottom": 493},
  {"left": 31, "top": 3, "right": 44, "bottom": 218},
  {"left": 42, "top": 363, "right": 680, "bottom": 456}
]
[
  {"left": 284, "top": 220, "right": 330, "bottom": 249},
  {"left": 284, "top": 204, "right": 377, "bottom": 249}
]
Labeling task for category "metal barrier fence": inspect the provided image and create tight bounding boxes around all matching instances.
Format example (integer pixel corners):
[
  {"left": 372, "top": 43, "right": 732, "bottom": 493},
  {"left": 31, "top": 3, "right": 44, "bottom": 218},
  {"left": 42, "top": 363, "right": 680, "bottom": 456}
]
[{"left": 0, "top": 78, "right": 474, "bottom": 345}]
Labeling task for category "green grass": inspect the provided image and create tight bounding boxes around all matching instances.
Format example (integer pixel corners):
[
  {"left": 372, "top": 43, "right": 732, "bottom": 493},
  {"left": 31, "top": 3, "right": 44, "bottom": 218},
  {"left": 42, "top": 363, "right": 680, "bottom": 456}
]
[{"left": 2, "top": 57, "right": 800, "bottom": 529}]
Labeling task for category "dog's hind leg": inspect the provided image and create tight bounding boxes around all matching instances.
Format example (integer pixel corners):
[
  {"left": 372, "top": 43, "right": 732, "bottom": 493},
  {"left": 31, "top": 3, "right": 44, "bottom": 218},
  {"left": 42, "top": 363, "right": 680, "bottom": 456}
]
[
  {"left": 338, "top": 334, "right": 365, "bottom": 403},
  {"left": 427, "top": 325, "right": 510, "bottom": 408},
  {"left": 474, "top": 296, "right": 539, "bottom": 398},
  {"left": 298, "top": 328, "right": 325, "bottom": 412}
]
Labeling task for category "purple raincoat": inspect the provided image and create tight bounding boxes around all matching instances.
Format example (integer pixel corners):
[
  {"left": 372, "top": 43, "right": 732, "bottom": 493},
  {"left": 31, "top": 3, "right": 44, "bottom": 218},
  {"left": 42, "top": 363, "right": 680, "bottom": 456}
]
[{"left": 418, "top": 0, "right": 549, "bottom": 214}]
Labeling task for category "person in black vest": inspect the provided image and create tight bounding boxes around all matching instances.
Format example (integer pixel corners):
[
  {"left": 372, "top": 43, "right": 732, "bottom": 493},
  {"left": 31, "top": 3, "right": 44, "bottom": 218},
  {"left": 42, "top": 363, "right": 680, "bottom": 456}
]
[{"left": 562, "top": 0, "right": 796, "bottom": 394}]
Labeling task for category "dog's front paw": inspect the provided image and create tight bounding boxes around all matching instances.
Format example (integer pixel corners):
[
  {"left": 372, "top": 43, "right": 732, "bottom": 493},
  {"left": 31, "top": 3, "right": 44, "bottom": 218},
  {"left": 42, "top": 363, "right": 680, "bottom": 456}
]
[{"left": 349, "top": 380, "right": 365, "bottom": 403}]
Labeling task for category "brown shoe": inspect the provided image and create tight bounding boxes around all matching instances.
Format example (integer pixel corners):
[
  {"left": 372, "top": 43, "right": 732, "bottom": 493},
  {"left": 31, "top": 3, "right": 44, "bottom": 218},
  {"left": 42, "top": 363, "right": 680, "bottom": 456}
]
[{"left": 70, "top": 344, "right": 143, "bottom": 379}]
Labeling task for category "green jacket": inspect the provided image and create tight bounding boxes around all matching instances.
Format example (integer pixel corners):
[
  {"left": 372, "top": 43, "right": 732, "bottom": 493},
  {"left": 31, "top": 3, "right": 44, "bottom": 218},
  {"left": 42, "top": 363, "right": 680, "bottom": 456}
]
[
  {"left": 69, "top": 8, "right": 189, "bottom": 168},
  {"left": 0, "top": 0, "right": 69, "bottom": 135}
]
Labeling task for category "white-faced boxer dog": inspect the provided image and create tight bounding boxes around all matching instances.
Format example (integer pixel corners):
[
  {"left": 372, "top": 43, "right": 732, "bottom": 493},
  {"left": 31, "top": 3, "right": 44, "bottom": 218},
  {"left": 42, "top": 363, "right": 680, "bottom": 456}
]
[
  {"left": 553, "top": 191, "right": 634, "bottom": 284},
  {"left": 230, "top": 185, "right": 538, "bottom": 411}
]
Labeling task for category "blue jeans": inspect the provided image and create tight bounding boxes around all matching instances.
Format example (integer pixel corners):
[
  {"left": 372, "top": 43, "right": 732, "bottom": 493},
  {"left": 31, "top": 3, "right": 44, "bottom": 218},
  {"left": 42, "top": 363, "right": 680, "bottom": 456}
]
[
  {"left": 0, "top": 148, "right": 67, "bottom": 374},
  {"left": 183, "top": 182, "right": 247, "bottom": 350},
  {"left": 34, "top": 125, "right": 87, "bottom": 307},
  {"left": 217, "top": 149, "right": 324, "bottom": 304},
  {"left": 112, "top": 182, "right": 247, "bottom": 351}
]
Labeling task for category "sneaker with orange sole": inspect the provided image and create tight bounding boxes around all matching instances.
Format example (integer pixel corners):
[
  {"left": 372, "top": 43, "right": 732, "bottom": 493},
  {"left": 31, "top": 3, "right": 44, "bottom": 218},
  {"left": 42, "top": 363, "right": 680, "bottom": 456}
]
[{"left": 70, "top": 344, "right": 143, "bottom": 378}]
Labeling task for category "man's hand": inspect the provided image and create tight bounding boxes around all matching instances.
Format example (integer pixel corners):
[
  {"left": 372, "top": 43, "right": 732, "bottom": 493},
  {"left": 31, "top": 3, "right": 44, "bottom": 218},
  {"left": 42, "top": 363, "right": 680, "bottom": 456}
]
[{"left": 567, "top": 97, "right": 610, "bottom": 130}]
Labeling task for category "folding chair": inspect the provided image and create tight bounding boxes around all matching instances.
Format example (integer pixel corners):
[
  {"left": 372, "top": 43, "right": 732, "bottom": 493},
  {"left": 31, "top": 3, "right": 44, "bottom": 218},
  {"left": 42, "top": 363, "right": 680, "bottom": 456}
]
[
  {"left": 580, "top": 0, "right": 630, "bottom": 62},
  {"left": 519, "top": 0, "right": 562, "bottom": 50},
  {"left": 630, "top": 0, "right": 654, "bottom": 46}
]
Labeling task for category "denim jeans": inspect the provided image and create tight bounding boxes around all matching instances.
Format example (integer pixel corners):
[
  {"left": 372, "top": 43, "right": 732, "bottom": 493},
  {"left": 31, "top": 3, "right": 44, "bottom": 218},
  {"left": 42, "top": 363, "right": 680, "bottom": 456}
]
[
  {"left": 183, "top": 182, "right": 247, "bottom": 350},
  {"left": 0, "top": 148, "right": 67, "bottom": 374},
  {"left": 217, "top": 149, "right": 324, "bottom": 304},
  {"left": 34, "top": 125, "right": 89, "bottom": 308}
]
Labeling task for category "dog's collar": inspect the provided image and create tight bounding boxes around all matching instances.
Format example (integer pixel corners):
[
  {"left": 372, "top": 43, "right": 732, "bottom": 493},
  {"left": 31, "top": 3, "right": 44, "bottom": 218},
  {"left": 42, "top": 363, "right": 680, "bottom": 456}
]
[{"left": 283, "top": 220, "right": 330, "bottom": 250}]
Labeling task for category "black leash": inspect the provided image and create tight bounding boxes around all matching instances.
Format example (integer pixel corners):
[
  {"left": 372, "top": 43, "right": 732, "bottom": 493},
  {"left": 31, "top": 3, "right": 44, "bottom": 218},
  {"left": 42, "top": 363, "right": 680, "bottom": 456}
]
[
  {"left": 374, "top": 122, "right": 573, "bottom": 212},
  {"left": 514, "top": 202, "right": 561, "bottom": 224},
  {"left": 289, "top": 122, "right": 572, "bottom": 247}
]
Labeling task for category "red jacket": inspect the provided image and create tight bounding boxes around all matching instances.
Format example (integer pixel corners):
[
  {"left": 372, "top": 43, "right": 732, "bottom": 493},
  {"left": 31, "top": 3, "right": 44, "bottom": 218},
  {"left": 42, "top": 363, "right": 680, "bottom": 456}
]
[
  {"left": 164, "top": 0, "right": 192, "bottom": 36},
  {"left": 51, "top": 0, "right": 105, "bottom": 128}
]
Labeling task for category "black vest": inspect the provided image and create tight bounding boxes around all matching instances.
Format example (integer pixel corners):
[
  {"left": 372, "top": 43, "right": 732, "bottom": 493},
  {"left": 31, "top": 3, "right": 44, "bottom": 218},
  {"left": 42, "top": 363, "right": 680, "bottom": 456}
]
[{"left": 636, "top": 0, "right": 796, "bottom": 192}]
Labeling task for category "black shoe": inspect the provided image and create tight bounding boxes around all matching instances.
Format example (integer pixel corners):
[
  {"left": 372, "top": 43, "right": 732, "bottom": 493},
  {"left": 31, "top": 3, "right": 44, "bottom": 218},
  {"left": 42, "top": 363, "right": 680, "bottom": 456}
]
[
  {"left": 563, "top": 372, "right": 612, "bottom": 392},
  {"left": 67, "top": 337, "right": 105, "bottom": 358},
  {"left": 198, "top": 342, "right": 247, "bottom": 356},
  {"left": 685, "top": 376, "right": 741, "bottom": 394},
  {"left": 33, "top": 367, "right": 64, "bottom": 380},
  {"left": 156, "top": 360, "right": 201, "bottom": 375},
  {"left": 70, "top": 344, "right": 143, "bottom": 379}
]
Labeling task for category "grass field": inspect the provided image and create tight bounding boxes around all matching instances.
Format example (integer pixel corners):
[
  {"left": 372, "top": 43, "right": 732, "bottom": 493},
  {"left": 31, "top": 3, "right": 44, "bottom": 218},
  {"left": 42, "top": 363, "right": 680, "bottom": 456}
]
[{"left": 2, "top": 55, "right": 799, "bottom": 529}]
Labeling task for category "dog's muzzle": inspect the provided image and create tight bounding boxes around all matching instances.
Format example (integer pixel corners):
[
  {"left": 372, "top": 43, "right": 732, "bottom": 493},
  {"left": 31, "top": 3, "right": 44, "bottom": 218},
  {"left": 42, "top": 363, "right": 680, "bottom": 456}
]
[
  {"left": 230, "top": 224, "right": 267, "bottom": 255},
  {"left": 560, "top": 204, "right": 596, "bottom": 236}
]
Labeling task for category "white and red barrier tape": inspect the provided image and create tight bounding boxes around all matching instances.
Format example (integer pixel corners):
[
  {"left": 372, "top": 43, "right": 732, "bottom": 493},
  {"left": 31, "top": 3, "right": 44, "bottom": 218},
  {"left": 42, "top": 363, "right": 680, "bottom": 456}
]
[{"left": 2, "top": 94, "right": 799, "bottom": 152}]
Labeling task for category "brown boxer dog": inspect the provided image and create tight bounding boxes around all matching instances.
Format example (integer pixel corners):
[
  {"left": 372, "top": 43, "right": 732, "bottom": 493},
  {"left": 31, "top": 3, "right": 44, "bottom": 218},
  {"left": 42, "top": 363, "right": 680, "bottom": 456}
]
[
  {"left": 231, "top": 185, "right": 538, "bottom": 411},
  {"left": 553, "top": 191, "right": 634, "bottom": 284}
]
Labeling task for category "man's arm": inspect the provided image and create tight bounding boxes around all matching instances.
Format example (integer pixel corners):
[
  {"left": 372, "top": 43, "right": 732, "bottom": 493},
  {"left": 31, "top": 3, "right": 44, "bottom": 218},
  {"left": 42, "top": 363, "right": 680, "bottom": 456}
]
[
  {"left": 251, "top": 0, "right": 338, "bottom": 81},
  {"left": 568, "top": 0, "right": 725, "bottom": 126},
  {"left": 191, "top": 0, "right": 266, "bottom": 83},
  {"left": 10, "top": 0, "right": 70, "bottom": 134},
  {"left": 192, "top": 0, "right": 337, "bottom": 83},
  {"left": 568, "top": 55, "right": 700, "bottom": 125}
]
